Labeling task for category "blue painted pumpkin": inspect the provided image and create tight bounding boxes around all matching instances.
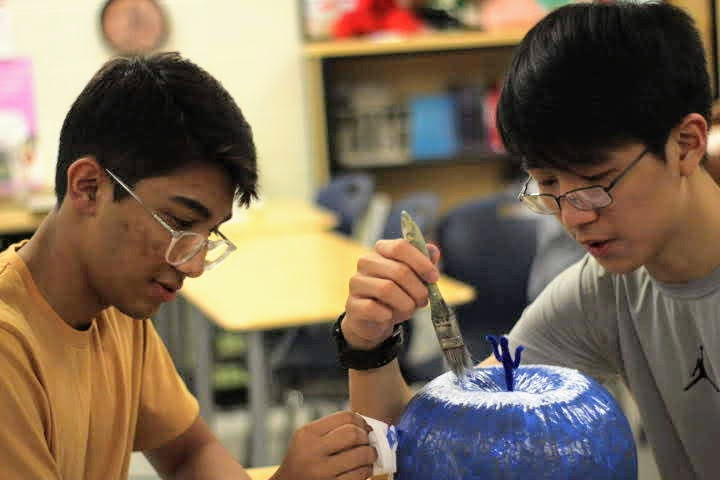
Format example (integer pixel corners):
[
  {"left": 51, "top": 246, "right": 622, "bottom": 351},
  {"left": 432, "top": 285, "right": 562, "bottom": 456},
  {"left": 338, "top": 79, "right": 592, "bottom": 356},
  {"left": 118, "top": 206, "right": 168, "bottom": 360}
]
[{"left": 396, "top": 365, "right": 637, "bottom": 479}]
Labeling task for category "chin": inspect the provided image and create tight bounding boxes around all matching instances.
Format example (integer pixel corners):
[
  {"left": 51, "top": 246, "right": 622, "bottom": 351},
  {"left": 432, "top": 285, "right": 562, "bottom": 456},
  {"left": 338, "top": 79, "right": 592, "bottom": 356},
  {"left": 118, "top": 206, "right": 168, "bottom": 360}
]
[
  {"left": 115, "top": 301, "right": 159, "bottom": 320},
  {"left": 594, "top": 256, "right": 643, "bottom": 275}
]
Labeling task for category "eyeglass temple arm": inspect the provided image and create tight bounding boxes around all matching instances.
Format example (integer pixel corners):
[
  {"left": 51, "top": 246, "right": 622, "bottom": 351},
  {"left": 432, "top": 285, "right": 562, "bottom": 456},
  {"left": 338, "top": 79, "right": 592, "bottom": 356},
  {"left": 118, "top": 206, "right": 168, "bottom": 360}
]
[
  {"left": 518, "top": 176, "right": 532, "bottom": 199},
  {"left": 104, "top": 168, "right": 176, "bottom": 232}
]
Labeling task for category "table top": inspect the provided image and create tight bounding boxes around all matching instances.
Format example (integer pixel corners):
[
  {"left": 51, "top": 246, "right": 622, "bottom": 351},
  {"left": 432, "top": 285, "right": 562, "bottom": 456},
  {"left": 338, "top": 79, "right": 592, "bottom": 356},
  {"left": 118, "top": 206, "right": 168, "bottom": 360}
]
[
  {"left": 227, "top": 200, "right": 337, "bottom": 237},
  {"left": 0, "top": 203, "right": 48, "bottom": 235},
  {"left": 181, "top": 230, "right": 475, "bottom": 332},
  {"left": 246, "top": 466, "right": 277, "bottom": 480},
  {"left": 0, "top": 199, "right": 337, "bottom": 238},
  {"left": 246, "top": 466, "right": 389, "bottom": 480}
]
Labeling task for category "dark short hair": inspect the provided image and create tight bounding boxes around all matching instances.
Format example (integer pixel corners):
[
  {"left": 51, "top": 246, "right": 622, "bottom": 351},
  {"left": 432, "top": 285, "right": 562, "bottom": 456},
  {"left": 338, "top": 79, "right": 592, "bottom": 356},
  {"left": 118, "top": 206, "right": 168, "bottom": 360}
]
[
  {"left": 55, "top": 52, "right": 258, "bottom": 205},
  {"left": 497, "top": 1, "right": 712, "bottom": 170}
]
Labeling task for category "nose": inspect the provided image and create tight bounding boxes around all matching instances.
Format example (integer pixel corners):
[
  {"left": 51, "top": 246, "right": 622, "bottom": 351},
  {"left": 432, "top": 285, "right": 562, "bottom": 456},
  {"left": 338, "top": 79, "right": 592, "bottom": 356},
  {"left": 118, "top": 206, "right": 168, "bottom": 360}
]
[
  {"left": 174, "top": 246, "right": 206, "bottom": 278},
  {"left": 558, "top": 199, "right": 598, "bottom": 230}
]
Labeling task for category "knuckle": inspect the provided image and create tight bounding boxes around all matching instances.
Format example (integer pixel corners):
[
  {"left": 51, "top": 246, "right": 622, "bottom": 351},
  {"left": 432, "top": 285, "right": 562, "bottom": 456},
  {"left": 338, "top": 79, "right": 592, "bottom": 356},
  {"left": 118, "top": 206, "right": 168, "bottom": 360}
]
[
  {"left": 352, "top": 425, "right": 368, "bottom": 444},
  {"left": 356, "top": 255, "right": 371, "bottom": 271},
  {"left": 377, "top": 279, "right": 397, "bottom": 298},
  {"left": 348, "top": 275, "right": 362, "bottom": 292},
  {"left": 391, "top": 262, "right": 412, "bottom": 282},
  {"left": 339, "top": 410, "right": 356, "bottom": 424}
]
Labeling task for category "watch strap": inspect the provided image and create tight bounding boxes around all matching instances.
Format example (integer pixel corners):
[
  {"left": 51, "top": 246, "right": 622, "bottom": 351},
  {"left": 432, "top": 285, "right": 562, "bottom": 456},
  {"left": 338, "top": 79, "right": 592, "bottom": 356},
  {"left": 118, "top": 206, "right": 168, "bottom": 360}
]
[{"left": 332, "top": 313, "right": 403, "bottom": 370}]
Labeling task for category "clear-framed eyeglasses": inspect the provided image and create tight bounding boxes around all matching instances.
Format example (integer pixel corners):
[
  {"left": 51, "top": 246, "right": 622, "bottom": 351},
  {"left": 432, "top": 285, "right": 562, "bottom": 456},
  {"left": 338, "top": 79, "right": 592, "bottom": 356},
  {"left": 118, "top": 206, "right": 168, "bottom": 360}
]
[
  {"left": 517, "top": 148, "right": 649, "bottom": 215},
  {"left": 104, "top": 168, "right": 236, "bottom": 271}
]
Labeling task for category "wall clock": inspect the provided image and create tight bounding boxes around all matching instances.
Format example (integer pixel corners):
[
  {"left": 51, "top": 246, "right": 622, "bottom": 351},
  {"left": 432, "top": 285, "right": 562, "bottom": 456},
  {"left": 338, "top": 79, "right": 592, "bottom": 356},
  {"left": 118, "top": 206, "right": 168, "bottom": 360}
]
[{"left": 100, "top": 0, "right": 168, "bottom": 55}]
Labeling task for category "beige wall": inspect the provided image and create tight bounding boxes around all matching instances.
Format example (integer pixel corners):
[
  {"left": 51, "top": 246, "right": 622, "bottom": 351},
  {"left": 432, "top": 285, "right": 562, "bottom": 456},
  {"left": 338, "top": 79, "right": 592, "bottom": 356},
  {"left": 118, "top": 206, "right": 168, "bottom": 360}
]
[{"left": 6, "top": 0, "right": 313, "bottom": 200}]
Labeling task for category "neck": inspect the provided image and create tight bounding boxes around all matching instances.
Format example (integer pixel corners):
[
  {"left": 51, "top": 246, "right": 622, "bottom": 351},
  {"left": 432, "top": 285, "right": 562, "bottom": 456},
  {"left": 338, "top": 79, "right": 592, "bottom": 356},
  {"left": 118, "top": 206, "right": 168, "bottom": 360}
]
[
  {"left": 646, "top": 173, "right": 720, "bottom": 283},
  {"left": 18, "top": 208, "right": 105, "bottom": 329}
]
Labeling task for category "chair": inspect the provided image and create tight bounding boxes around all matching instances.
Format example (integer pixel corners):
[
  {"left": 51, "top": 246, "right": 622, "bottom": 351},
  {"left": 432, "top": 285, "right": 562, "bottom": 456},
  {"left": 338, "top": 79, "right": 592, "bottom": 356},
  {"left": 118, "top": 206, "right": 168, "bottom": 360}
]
[
  {"left": 380, "top": 192, "right": 440, "bottom": 240},
  {"left": 267, "top": 175, "right": 375, "bottom": 402},
  {"left": 438, "top": 191, "right": 538, "bottom": 357},
  {"left": 403, "top": 191, "right": 538, "bottom": 381},
  {"left": 315, "top": 173, "right": 374, "bottom": 236}
]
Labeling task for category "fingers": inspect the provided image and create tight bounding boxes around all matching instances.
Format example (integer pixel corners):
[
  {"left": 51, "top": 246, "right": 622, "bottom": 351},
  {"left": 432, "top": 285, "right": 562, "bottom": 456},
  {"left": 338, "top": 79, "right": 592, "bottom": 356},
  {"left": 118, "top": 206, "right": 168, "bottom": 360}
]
[
  {"left": 350, "top": 274, "right": 426, "bottom": 314},
  {"left": 375, "top": 239, "right": 440, "bottom": 284},
  {"left": 328, "top": 445, "right": 377, "bottom": 479},
  {"left": 344, "top": 239, "right": 440, "bottom": 350},
  {"left": 305, "top": 411, "right": 369, "bottom": 437},
  {"left": 337, "top": 465, "right": 375, "bottom": 480},
  {"left": 320, "top": 423, "right": 370, "bottom": 456}
]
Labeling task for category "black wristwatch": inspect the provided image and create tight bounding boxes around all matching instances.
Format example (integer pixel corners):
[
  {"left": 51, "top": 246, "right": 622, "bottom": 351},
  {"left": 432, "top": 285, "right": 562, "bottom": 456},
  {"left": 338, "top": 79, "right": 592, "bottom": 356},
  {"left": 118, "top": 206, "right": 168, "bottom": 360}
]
[{"left": 332, "top": 313, "right": 404, "bottom": 370}]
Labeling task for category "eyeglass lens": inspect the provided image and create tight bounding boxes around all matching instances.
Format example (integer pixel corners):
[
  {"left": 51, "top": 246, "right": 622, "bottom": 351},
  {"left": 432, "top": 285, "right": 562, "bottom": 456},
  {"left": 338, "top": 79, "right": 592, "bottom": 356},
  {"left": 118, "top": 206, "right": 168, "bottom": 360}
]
[
  {"left": 167, "top": 232, "right": 228, "bottom": 266},
  {"left": 523, "top": 187, "right": 612, "bottom": 213}
]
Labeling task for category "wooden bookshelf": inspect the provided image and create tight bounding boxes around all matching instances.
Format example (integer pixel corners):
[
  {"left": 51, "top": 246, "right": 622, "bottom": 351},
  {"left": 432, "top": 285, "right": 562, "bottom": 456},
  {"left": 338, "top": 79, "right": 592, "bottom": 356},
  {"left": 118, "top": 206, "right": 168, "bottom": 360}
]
[
  {"left": 303, "top": 28, "right": 528, "bottom": 58},
  {"left": 303, "top": 29, "right": 526, "bottom": 208}
]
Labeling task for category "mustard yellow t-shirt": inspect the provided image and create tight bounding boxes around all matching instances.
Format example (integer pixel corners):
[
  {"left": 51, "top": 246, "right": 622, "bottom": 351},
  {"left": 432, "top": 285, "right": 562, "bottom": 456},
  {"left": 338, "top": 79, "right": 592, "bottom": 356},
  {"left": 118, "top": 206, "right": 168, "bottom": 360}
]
[{"left": 0, "top": 243, "right": 199, "bottom": 479}]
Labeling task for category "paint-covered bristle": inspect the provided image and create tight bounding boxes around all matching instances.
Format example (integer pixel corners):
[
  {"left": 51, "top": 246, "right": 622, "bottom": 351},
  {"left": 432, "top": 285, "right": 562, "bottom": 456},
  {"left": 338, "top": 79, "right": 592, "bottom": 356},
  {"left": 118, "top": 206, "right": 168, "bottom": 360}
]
[{"left": 444, "top": 345, "right": 473, "bottom": 378}]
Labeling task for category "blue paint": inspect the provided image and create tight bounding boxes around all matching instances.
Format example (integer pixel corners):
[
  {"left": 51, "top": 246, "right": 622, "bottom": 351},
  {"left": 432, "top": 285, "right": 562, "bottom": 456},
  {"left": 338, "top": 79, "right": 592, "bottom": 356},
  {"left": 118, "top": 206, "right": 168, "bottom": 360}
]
[
  {"left": 486, "top": 335, "right": 524, "bottom": 391},
  {"left": 396, "top": 365, "right": 637, "bottom": 479}
]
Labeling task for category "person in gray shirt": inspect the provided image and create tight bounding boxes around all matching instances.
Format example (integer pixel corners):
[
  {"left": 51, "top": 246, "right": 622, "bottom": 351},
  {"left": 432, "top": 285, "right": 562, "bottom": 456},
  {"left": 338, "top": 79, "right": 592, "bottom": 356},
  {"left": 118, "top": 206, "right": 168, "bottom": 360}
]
[{"left": 338, "top": 3, "right": 720, "bottom": 479}]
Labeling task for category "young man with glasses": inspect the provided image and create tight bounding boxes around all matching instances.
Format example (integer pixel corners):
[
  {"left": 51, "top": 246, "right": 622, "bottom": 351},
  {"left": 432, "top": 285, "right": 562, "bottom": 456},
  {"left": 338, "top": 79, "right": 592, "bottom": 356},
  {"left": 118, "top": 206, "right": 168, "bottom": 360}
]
[
  {"left": 338, "top": 3, "right": 720, "bottom": 479},
  {"left": 0, "top": 53, "right": 376, "bottom": 479}
]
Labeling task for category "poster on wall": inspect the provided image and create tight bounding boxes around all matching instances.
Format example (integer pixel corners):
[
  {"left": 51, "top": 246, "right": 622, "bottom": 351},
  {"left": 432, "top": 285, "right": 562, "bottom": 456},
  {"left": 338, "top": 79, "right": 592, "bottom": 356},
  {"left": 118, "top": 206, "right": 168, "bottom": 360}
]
[{"left": 0, "top": 57, "right": 37, "bottom": 198}]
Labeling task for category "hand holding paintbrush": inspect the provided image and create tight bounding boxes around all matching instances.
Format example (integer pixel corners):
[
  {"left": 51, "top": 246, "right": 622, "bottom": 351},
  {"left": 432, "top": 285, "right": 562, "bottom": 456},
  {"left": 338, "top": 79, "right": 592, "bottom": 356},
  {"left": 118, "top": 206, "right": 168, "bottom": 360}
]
[{"left": 400, "top": 211, "right": 473, "bottom": 378}]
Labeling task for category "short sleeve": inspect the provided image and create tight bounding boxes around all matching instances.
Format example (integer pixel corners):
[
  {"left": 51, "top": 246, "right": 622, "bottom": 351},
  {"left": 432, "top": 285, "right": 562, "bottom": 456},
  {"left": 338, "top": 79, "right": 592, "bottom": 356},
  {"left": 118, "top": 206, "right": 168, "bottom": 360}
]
[
  {"left": 508, "top": 256, "right": 622, "bottom": 382},
  {"left": 0, "top": 326, "right": 60, "bottom": 479},
  {"left": 134, "top": 320, "right": 199, "bottom": 451}
]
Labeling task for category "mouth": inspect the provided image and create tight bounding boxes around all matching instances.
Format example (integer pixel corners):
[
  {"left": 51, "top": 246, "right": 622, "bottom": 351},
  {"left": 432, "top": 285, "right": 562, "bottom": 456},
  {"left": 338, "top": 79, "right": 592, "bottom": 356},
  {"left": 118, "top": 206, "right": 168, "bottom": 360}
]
[
  {"left": 579, "top": 238, "right": 615, "bottom": 256},
  {"left": 151, "top": 280, "right": 181, "bottom": 302},
  {"left": 155, "top": 281, "right": 180, "bottom": 293}
]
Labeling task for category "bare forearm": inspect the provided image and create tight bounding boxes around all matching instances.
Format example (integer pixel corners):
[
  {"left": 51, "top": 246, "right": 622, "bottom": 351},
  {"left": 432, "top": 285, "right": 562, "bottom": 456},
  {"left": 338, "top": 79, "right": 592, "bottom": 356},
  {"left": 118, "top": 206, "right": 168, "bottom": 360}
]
[
  {"left": 173, "top": 440, "right": 250, "bottom": 480},
  {"left": 349, "top": 359, "right": 414, "bottom": 425}
]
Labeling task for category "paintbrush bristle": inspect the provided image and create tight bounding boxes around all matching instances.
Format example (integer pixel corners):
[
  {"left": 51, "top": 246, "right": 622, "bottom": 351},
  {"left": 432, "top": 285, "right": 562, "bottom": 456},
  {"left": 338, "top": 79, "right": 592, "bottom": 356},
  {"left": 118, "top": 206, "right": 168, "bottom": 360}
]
[{"left": 444, "top": 345, "right": 474, "bottom": 379}]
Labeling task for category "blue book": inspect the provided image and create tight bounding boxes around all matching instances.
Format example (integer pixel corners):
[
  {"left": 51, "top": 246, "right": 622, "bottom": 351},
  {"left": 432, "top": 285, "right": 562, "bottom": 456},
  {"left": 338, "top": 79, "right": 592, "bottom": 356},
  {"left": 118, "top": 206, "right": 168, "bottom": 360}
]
[{"left": 409, "top": 93, "right": 459, "bottom": 160}]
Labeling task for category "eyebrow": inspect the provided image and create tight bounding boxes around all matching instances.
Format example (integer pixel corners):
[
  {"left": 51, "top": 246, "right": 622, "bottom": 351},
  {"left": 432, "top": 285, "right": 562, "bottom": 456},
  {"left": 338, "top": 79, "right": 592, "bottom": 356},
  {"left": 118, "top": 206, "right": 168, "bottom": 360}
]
[
  {"left": 170, "top": 194, "right": 216, "bottom": 220},
  {"left": 170, "top": 195, "right": 232, "bottom": 229}
]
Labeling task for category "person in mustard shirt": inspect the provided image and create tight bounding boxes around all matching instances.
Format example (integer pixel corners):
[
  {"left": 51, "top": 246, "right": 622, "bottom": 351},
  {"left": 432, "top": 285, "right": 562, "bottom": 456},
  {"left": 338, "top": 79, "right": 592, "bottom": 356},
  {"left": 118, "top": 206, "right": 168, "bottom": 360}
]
[{"left": 0, "top": 53, "right": 376, "bottom": 480}]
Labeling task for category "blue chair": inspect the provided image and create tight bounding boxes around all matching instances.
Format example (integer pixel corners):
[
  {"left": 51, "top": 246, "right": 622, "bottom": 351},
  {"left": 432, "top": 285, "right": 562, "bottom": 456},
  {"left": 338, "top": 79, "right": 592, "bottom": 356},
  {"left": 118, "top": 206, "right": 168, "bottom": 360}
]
[
  {"left": 381, "top": 192, "right": 441, "bottom": 240},
  {"left": 438, "top": 192, "right": 538, "bottom": 358},
  {"left": 315, "top": 173, "right": 374, "bottom": 236},
  {"left": 403, "top": 191, "right": 538, "bottom": 381},
  {"left": 267, "top": 175, "right": 374, "bottom": 401}
]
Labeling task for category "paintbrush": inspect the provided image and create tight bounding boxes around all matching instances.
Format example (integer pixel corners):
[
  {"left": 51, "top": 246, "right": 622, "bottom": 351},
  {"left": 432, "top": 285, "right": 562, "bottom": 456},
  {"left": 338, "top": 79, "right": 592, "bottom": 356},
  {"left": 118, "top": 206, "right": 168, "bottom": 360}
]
[{"left": 400, "top": 210, "right": 473, "bottom": 378}]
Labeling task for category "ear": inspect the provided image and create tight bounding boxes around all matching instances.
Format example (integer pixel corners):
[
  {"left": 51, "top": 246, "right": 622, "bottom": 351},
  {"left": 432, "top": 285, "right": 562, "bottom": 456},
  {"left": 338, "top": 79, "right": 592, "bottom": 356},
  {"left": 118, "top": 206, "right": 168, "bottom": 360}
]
[
  {"left": 65, "top": 157, "right": 108, "bottom": 215},
  {"left": 670, "top": 113, "right": 708, "bottom": 177}
]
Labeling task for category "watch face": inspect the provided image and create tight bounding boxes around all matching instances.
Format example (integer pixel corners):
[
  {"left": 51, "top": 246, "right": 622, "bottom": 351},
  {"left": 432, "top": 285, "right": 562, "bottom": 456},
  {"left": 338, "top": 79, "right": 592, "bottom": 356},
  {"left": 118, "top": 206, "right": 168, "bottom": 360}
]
[{"left": 101, "top": 0, "right": 168, "bottom": 55}]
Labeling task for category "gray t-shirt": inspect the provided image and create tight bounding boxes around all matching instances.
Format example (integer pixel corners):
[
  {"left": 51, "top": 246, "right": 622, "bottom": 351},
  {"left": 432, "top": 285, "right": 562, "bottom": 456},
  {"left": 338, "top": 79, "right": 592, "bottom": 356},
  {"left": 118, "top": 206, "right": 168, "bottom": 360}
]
[{"left": 508, "top": 255, "right": 720, "bottom": 480}]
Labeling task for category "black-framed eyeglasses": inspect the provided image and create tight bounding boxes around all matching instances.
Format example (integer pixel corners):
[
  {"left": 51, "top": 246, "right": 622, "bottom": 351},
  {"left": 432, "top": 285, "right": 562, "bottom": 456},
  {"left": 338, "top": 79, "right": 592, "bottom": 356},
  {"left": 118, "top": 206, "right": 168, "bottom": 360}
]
[
  {"left": 105, "top": 168, "right": 236, "bottom": 271},
  {"left": 517, "top": 148, "right": 650, "bottom": 215}
]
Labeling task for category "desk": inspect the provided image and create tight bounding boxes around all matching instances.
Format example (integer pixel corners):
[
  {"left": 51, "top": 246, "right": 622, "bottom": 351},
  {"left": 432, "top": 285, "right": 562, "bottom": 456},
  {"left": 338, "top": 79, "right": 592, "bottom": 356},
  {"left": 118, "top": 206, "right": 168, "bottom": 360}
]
[
  {"left": 0, "top": 203, "right": 47, "bottom": 236},
  {"left": 227, "top": 200, "right": 337, "bottom": 236},
  {"left": 246, "top": 465, "right": 390, "bottom": 480},
  {"left": 181, "top": 231, "right": 475, "bottom": 467},
  {"left": 247, "top": 466, "right": 277, "bottom": 480},
  {"left": 0, "top": 199, "right": 336, "bottom": 238}
]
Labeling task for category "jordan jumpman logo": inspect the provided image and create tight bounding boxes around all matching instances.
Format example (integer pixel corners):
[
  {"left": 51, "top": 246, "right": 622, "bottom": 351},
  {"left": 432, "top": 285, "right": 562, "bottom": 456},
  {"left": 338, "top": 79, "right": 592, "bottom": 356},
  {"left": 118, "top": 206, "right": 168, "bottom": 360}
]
[{"left": 684, "top": 346, "right": 719, "bottom": 392}]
